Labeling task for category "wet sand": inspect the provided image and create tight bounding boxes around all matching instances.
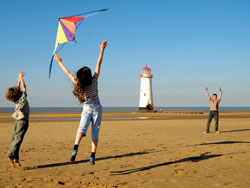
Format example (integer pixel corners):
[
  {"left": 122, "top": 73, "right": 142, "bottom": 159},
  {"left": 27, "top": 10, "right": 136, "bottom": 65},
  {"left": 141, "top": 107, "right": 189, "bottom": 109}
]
[
  {"left": 0, "top": 111, "right": 250, "bottom": 187},
  {"left": 1, "top": 110, "right": 250, "bottom": 122}
]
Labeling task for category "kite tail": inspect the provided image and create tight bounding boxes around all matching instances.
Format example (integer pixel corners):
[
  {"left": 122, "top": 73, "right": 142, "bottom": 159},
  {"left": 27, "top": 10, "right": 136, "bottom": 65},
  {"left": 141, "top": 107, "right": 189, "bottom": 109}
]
[{"left": 49, "top": 55, "right": 54, "bottom": 78}]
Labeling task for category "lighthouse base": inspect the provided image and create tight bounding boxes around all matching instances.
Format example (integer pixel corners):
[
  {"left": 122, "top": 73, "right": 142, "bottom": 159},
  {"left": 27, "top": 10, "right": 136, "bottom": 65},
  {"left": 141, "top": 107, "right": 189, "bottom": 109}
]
[
  {"left": 139, "top": 107, "right": 150, "bottom": 111},
  {"left": 139, "top": 104, "right": 156, "bottom": 112}
]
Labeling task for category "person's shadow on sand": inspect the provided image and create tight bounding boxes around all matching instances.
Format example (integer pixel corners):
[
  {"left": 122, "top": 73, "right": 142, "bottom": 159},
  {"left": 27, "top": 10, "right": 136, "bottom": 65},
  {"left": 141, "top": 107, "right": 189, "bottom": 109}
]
[
  {"left": 110, "top": 152, "right": 223, "bottom": 175},
  {"left": 187, "top": 140, "right": 250, "bottom": 147},
  {"left": 24, "top": 150, "right": 161, "bottom": 170},
  {"left": 220, "top": 128, "right": 250, "bottom": 133}
]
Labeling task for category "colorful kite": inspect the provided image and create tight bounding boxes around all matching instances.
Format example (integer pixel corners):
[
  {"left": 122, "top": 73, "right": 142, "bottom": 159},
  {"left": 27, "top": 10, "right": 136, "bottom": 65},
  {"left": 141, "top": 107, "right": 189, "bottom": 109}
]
[{"left": 49, "top": 8, "right": 108, "bottom": 78}]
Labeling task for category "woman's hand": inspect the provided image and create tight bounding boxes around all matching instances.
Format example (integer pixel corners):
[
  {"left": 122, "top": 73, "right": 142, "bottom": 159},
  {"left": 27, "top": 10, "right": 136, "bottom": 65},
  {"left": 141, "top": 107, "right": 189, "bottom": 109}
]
[
  {"left": 99, "top": 40, "right": 108, "bottom": 50},
  {"left": 54, "top": 54, "right": 62, "bottom": 63}
]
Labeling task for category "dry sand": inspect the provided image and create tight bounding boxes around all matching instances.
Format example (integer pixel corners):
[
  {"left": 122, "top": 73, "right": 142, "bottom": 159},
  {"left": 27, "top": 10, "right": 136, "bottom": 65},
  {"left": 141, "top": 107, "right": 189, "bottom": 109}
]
[{"left": 0, "top": 112, "right": 250, "bottom": 187}]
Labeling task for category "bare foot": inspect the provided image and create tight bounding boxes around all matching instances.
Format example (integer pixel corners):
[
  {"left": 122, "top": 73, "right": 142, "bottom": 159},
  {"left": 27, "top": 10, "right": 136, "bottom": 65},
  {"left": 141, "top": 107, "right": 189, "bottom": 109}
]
[
  {"left": 14, "top": 159, "right": 21, "bottom": 167},
  {"left": 7, "top": 158, "right": 15, "bottom": 168}
]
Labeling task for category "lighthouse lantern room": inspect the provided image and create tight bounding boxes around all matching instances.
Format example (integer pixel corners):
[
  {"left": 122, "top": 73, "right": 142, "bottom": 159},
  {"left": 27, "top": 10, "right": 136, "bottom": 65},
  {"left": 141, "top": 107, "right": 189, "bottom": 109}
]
[{"left": 139, "top": 64, "right": 154, "bottom": 111}]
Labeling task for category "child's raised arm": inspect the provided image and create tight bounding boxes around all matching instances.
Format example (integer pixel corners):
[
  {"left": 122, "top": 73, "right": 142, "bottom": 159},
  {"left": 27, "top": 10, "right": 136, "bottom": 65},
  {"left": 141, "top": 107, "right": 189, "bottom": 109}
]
[
  {"left": 94, "top": 40, "right": 108, "bottom": 80},
  {"left": 18, "top": 71, "right": 26, "bottom": 93},
  {"left": 54, "top": 54, "right": 77, "bottom": 85},
  {"left": 17, "top": 77, "right": 21, "bottom": 88}
]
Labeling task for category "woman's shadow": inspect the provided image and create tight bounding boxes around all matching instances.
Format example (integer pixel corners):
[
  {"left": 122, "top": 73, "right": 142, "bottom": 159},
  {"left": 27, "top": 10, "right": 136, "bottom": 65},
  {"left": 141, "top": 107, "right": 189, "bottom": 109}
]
[
  {"left": 110, "top": 152, "right": 223, "bottom": 175},
  {"left": 23, "top": 149, "right": 160, "bottom": 170}
]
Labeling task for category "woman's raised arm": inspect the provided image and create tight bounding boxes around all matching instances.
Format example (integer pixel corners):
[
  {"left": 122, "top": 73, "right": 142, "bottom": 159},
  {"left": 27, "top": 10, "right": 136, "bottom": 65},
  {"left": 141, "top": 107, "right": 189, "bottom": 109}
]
[
  {"left": 54, "top": 54, "right": 77, "bottom": 85},
  {"left": 94, "top": 40, "right": 108, "bottom": 80}
]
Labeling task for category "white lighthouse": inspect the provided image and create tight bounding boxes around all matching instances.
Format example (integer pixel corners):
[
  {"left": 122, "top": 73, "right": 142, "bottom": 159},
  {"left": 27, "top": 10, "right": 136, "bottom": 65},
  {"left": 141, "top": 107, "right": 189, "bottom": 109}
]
[{"left": 139, "top": 64, "right": 154, "bottom": 111}]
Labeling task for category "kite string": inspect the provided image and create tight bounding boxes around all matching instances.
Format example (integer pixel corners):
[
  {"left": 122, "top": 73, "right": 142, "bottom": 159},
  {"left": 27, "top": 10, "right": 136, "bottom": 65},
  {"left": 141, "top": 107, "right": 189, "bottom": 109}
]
[{"left": 55, "top": 43, "right": 67, "bottom": 54}]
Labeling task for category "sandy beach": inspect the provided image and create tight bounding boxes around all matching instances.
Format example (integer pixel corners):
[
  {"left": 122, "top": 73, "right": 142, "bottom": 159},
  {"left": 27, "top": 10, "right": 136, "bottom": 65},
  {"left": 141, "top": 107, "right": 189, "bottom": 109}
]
[{"left": 0, "top": 111, "right": 250, "bottom": 188}]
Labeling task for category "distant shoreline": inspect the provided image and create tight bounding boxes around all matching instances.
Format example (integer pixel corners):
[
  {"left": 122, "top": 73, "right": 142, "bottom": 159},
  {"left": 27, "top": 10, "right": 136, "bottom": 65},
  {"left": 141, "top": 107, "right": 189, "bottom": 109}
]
[{"left": 1, "top": 110, "right": 250, "bottom": 123}]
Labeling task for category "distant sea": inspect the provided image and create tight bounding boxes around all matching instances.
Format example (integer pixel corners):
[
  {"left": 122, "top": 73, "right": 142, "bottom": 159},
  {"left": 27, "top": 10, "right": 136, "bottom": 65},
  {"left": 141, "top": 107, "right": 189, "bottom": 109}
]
[{"left": 1, "top": 107, "right": 250, "bottom": 113}]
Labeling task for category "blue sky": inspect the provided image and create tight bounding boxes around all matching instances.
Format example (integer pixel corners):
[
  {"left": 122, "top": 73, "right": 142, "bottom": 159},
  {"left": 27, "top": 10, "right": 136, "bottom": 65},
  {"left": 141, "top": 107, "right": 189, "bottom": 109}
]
[{"left": 0, "top": 0, "right": 250, "bottom": 107}]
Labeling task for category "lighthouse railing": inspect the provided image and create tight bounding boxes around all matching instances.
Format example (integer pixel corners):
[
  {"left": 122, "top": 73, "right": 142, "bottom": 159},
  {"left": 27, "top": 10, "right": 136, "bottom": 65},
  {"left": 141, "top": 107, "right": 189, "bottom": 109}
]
[{"left": 140, "top": 74, "right": 153, "bottom": 78}]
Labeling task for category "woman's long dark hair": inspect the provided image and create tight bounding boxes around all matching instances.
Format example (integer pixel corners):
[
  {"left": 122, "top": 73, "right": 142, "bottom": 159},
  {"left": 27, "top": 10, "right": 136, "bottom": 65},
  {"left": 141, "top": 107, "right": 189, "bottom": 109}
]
[{"left": 72, "top": 66, "right": 92, "bottom": 103}]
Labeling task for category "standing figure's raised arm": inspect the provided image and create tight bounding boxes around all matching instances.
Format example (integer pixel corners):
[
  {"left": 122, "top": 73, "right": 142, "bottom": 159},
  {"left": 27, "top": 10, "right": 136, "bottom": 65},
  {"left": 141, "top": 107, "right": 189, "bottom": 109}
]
[
  {"left": 205, "top": 87, "right": 211, "bottom": 100},
  {"left": 218, "top": 88, "right": 222, "bottom": 101}
]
